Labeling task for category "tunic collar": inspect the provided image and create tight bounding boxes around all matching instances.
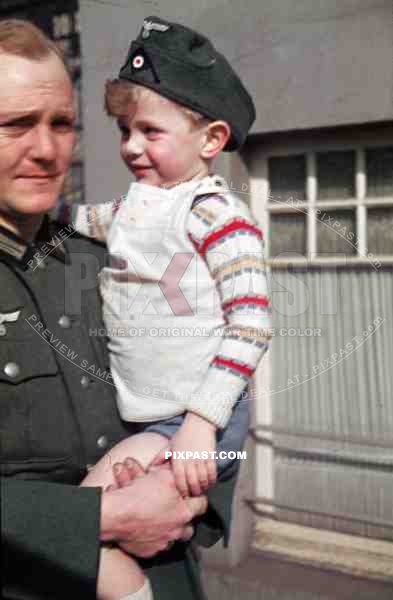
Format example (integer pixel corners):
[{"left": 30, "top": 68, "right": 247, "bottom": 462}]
[{"left": 0, "top": 215, "right": 68, "bottom": 270}]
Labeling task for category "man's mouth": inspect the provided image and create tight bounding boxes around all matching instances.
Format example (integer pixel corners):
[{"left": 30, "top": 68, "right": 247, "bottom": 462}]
[
  {"left": 16, "top": 173, "right": 58, "bottom": 179},
  {"left": 15, "top": 174, "right": 59, "bottom": 183}
]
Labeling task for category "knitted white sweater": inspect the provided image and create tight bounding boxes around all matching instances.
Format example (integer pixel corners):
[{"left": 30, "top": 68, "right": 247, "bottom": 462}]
[{"left": 59, "top": 175, "right": 271, "bottom": 428}]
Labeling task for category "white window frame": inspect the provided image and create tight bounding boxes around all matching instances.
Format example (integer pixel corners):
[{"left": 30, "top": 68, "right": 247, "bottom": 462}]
[{"left": 245, "top": 130, "right": 393, "bottom": 266}]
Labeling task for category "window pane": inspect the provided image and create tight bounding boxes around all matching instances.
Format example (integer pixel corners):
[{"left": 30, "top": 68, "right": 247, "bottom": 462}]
[
  {"left": 366, "top": 146, "right": 393, "bottom": 197},
  {"left": 268, "top": 155, "right": 306, "bottom": 202},
  {"left": 317, "top": 210, "right": 356, "bottom": 255},
  {"left": 53, "top": 13, "right": 72, "bottom": 37},
  {"left": 270, "top": 213, "right": 306, "bottom": 257},
  {"left": 367, "top": 207, "right": 393, "bottom": 255},
  {"left": 317, "top": 150, "right": 355, "bottom": 199}
]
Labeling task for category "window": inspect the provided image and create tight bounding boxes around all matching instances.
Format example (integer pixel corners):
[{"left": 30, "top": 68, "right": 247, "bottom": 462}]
[{"left": 266, "top": 146, "right": 393, "bottom": 260}]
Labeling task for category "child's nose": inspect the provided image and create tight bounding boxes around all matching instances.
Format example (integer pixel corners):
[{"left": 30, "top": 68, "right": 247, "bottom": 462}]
[{"left": 123, "top": 131, "right": 144, "bottom": 157}]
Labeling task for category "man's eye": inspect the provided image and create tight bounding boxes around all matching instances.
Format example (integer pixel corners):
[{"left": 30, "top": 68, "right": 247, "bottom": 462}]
[
  {"left": 3, "top": 117, "right": 33, "bottom": 129},
  {"left": 52, "top": 119, "right": 75, "bottom": 132}
]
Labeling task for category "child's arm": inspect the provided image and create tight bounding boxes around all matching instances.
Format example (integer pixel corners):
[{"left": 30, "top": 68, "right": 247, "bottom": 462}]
[
  {"left": 166, "top": 413, "right": 217, "bottom": 498},
  {"left": 186, "top": 192, "right": 272, "bottom": 430},
  {"left": 53, "top": 196, "right": 125, "bottom": 242}
]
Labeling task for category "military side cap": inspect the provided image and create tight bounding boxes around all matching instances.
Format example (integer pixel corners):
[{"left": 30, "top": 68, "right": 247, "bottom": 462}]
[{"left": 118, "top": 16, "right": 256, "bottom": 151}]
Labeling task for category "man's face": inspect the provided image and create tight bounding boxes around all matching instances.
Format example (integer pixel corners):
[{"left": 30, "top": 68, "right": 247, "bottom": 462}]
[
  {"left": 118, "top": 88, "right": 208, "bottom": 188},
  {"left": 0, "top": 52, "right": 76, "bottom": 219}
]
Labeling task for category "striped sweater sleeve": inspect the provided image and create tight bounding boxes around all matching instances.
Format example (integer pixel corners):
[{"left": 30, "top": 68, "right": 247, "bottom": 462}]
[
  {"left": 186, "top": 192, "right": 272, "bottom": 429},
  {"left": 54, "top": 197, "right": 125, "bottom": 241}
]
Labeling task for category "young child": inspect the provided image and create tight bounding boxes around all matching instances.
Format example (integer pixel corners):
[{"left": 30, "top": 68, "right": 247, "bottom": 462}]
[{"left": 59, "top": 16, "right": 271, "bottom": 600}]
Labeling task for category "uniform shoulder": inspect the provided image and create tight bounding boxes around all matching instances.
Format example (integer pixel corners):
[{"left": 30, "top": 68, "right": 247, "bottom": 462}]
[{"left": 63, "top": 228, "right": 107, "bottom": 265}]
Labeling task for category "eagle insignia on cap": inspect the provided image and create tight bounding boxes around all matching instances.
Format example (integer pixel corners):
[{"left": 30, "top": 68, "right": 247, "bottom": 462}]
[
  {"left": 132, "top": 55, "right": 145, "bottom": 69},
  {"left": 142, "top": 19, "right": 170, "bottom": 39}
]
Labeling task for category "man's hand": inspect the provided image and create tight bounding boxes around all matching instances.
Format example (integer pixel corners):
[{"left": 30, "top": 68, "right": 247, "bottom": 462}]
[
  {"left": 100, "top": 466, "right": 207, "bottom": 557},
  {"left": 168, "top": 412, "right": 217, "bottom": 498}
]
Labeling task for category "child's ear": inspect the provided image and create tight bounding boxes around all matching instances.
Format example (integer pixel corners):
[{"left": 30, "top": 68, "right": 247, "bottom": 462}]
[{"left": 200, "top": 121, "right": 231, "bottom": 159}]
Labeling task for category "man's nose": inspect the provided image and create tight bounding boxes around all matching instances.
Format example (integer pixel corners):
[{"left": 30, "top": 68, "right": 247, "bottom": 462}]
[{"left": 31, "top": 125, "right": 57, "bottom": 162}]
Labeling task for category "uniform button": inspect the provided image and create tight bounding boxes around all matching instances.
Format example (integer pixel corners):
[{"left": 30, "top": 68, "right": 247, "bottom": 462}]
[
  {"left": 4, "top": 362, "right": 20, "bottom": 378},
  {"left": 81, "top": 376, "right": 90, "bottom": 388},
  {"left": 58, "top": 315, "right": 72, "bottom": 328},
  {"left": 0, "top": 324, "right": 7, "bottom": 336},
  {"left": 97, "top": 435, "right": 108, "bottom": 449}
]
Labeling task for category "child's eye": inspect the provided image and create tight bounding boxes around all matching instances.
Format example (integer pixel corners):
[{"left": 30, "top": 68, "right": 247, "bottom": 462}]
[
  {"left": 143, "top": 126, "right": 161, "bottom": 137},
  {"left": 117, "top": 122, "right": 130, "bottom": 137}
]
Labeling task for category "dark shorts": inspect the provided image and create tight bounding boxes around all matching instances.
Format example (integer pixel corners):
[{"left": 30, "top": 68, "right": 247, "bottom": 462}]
[{"left": 134, "top": 390, "right": 250, "bottom": 473}]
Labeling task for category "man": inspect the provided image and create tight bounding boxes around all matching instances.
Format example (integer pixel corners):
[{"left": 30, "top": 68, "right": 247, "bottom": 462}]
[{"left": 1, "top": 20, "right": 240, "bottom": 600}]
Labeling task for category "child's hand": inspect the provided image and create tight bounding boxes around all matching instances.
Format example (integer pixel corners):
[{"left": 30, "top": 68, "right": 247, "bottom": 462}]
[{"left": 169, "top": 413, "right": 217, "bottom": 497}]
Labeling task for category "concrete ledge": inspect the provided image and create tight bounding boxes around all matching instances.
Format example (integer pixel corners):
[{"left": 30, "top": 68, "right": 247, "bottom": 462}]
[
  {"left": 253, "top": 518, "right": 393, "bottom": 584},
  {"left": 202, "top": 549, "right": 393, "bottom": 600}
]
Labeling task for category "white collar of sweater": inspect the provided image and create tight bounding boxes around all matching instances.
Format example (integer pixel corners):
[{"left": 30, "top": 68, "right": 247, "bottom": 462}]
[{"left": 125, "top": 174, "right": 228, "bottom": 205}]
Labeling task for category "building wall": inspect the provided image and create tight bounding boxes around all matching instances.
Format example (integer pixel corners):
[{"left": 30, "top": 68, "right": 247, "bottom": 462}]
[{"left": 80, "top": 0, "right": 393, "bottom": 204}]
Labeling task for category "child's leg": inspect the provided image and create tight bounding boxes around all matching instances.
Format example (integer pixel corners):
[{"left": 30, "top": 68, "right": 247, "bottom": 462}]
[
  {"left": 81, "top": 432, "right": 169, "bottom": 488},
  {"left": 97, "top": 545, "right": 153, "bottom": 600},
  {"left": 82, "top": 433, "right": 169, "bottom": 600}
]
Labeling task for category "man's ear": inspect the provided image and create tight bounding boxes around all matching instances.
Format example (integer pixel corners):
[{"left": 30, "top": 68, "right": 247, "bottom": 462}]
[{"left": 200, "top": 121, "right": 231, "bottom": 159}]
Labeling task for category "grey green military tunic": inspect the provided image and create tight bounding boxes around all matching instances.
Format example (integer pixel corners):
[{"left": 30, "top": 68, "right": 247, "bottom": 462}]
[{"left": 1, "top": 218, "right": 239, "bottom": 600}]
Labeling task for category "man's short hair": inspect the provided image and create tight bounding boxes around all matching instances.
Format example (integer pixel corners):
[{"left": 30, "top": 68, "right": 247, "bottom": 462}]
[{"left": 0, "top": 19, "right": 66, "bottom": 67}]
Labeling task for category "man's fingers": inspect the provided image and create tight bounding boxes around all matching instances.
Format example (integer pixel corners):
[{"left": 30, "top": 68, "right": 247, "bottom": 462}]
[
  {"left": 113, "top": 462, "right": 133, "bottom": 487},
  {"left": 113, "top": 458, "right": 146, "bottom": 487},
  {"left": 184, "top": 494, "right": 208, "bottom": 518},
  {"left": 105, "top": 484, "right": 117, "bottom": 492},
  {"left": 150, "top": 447, "right": 170, "bottom": 467},
  {"left": 125, "top": 457, "right": 145, "bottom": 479},
  {"left": 180, "top": 525, "right": 194, "bottom": 542},
  {"left": 148, "top": 461, "right": 171, "bottom": 473}
]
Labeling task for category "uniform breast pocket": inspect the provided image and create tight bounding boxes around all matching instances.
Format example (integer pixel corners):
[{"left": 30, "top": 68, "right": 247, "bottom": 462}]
[{"left": 0, "top": 338, "right": 78, "bottom": 479}]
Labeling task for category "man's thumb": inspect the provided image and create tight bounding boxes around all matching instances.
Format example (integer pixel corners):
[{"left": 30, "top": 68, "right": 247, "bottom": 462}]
[{"left": 150, "top": 446, "right": 170, "bottom": 467}]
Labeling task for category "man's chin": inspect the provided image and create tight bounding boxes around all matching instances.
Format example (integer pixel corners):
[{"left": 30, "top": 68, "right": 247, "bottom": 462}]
[{"left": 12, "top": 191, "right": 60, "bottom": 216}]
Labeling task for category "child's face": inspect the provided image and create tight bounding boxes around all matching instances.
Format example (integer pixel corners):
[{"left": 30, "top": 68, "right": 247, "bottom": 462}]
[{"left": 117, "top": 88, "right": 209, "bottom": 188}]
